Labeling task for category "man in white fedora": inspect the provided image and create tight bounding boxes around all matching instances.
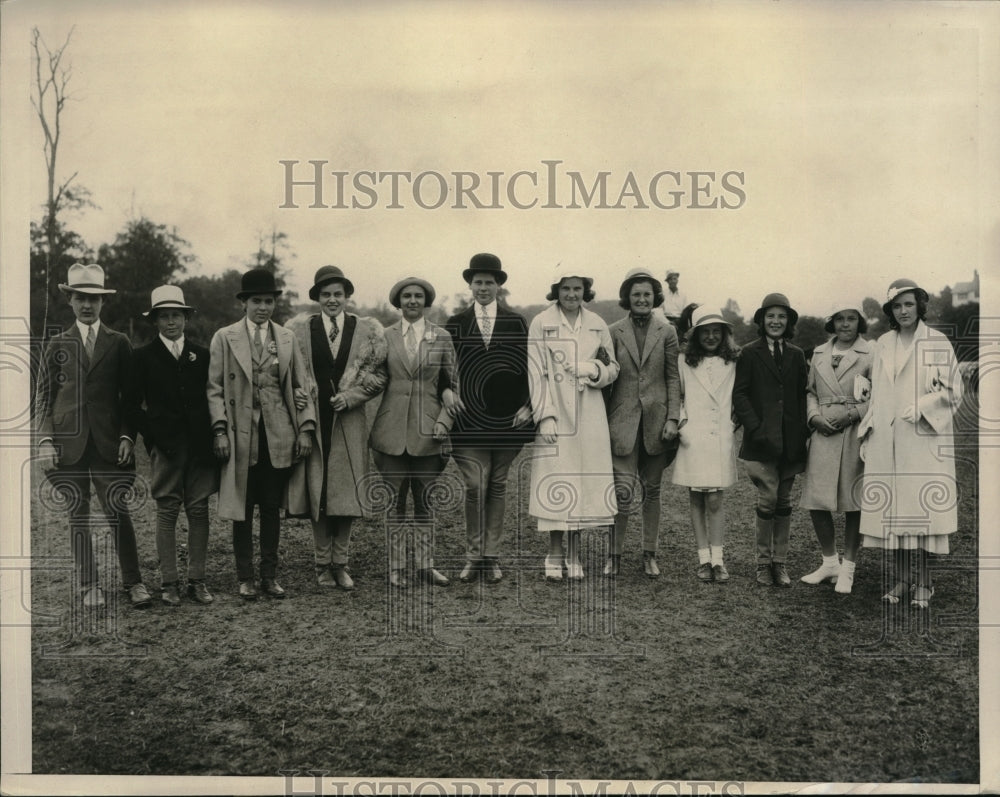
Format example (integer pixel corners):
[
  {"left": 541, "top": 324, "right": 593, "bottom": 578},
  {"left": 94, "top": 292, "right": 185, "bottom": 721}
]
[
  {"left": 35, "top": 263, "right": 153, "bottom": 609},
  {"left": 129, "top": 285, "right": 219, "bottom": 606}
]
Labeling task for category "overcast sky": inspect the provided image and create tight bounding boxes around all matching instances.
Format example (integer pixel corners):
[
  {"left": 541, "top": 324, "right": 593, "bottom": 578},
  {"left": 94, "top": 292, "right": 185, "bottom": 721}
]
[{"left": 3, "top": 0, "right": 997, "bottom": 319}]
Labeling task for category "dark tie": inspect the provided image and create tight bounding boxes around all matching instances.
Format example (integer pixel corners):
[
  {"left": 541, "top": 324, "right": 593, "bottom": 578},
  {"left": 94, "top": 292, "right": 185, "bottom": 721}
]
[
  {"left": 773, "top": 340, "right": 783, "bottom": 370},
  {"left": 328, "top": 318, "right": 340, "bottom": 357}
]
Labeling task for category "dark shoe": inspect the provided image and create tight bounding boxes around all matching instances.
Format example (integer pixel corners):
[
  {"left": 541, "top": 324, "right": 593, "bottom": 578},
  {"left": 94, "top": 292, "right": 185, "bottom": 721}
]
[
  {"left": 771, "top": 562, "right": 791, "bottom": 588},
  {"left": 459, "top": 560, "right": 479, "bottom": 583},
  {"left": 418, "top": 568, "right": 450, "bottom": 587},
  {"left": 332, "top": 566, "right": 354, "bottom": 591},
  {"left": 697, "top": 563, "right": 714, "bottom": 583},
  {"left": 317, "top": 567, "right": 337, "bottom": 587},
  {"left": 238, "top": 580, "right": 258, "bottom": 600},
  {"left": 260, "top": 578, "right": 286, "bottom": 598},
  {"left": 485, "top": 559, "right": 503, "bottom": 584},
  {"left": 160, "top": 582, "right": 181, "bottom": 606},
  {"left": 643, "top": 551, "right": 660, "bottom": 579},
  {"left": 389, "top": 569, "right": 408, "bottom": 589},
  {"left": 756, "top": 564, "right": 773, "bottom": 587},
  {"left": 127, "top": 583, "right": 153, "bottom": 609},
  {"left": 186, "top": 580, "right": 214, "bottom": 604},
  {"left": 603, "top": 555, "right": 621, "bottom": 578},
  {"left": 712, "top": 563, "right": 730, "bottom": 583},
  {"left": 81, "top": 585, "right": 105, "bottom": 609}
]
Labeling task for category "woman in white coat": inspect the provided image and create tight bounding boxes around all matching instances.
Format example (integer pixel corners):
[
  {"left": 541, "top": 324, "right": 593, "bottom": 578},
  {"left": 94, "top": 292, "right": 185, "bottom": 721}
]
[
  {"left": 859, "top": 279, "right": 963, "bottom": 609},
  {"left": 672, "top": 306, "right": 740, "bottom": 583},
  {"left": 799, "top": 302, "right": 874, "bottom": 594},
  {"left": 528, "top": 268, "right": 620, "bottom": 581}
]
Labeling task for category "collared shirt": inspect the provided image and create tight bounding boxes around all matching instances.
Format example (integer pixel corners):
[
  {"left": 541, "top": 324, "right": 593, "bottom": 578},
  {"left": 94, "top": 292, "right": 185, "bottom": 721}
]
[
  {"left": 475, "top": 300, "right": 497, "bottom": 334},
  {"left": 557, "top": 307, "right": 582, "bottom": 334},
  {"left": 159, "top": 334, "right": 185, "bottom": 357},
  {"left": 661, "top": 289, "right": 687, "bottom": 318},
  {"left": 401, "top": 317, "right": 426, "bottom": 342},
  {"left": 322, "top": 311, "right": 344, "bottom": 358},
  {"left": 76, "top": 319, "right": 101, "bottom": 340},
  {"left": 245, "top": 317, "right": 270, "bottom": 345}
]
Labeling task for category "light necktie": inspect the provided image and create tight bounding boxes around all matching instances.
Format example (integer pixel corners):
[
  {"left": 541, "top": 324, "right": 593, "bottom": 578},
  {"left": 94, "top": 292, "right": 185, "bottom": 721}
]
[
  {"left": 253, "top": 324, "right": 264, "bottom": 358},
  {"left": 773, "top": 340, "right": 783, "bottom": 370},
  {"left": 480, "top": 309, "right": 492, "bottom": 346},
  {"left": 84, "top": 325, "right": 96, "bottom": 360},
  {"left": 171, "top": 341, "right": 181, "bottom": 360},
  {"left": 404, "top": 325, "right": 418, "bottom": 363}
]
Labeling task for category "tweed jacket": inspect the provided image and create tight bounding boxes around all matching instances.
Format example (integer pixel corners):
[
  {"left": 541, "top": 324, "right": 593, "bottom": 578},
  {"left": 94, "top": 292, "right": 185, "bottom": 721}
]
[
  {"left": 732, "top": 336, "right": 809, "bottom": 464},
  {"left": 370, "top": 319, "right": 457, "bottom": 458},
  {"left": 206, "top": 319, "right": 316, "bottom": 520},
  {"left": 606, "top": 313, "right": 681, "bottom": 457},
  {"left": 35, "top": 323, "right": 136, "bottom": 467}
]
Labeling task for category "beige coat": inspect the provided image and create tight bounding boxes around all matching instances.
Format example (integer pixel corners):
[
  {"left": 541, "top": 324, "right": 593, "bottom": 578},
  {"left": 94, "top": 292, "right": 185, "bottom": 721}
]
[
  {"left": 285, "top": 314, "right": 388, "bottom": 521},
  {"left": 672, "top": 355, "right": 737, "bottom": 489},
  {"left": 799, "top": 336, "right": 873, "bottom": 511},
  {"left": 527, "top": 304, "right": 620, "bottom": 524},
  {"left": 858, "top": 322, "right": 962, "bottom": 541},
  {"left": 207, "top": 320, "right": 316, "bottom": 521},
  {"left": 369, "top": 320, "right": 456, "bottom": 457}
]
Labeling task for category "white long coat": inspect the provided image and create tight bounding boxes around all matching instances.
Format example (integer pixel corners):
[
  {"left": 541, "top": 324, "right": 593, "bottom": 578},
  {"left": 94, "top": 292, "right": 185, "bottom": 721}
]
[
  {"left": 527, "top": 304, "right": 620, "bottom": 525},
  {"left": 672, "top": 355, "right": 737, "bottom": 489},
  {"left": 858, "top": 321, "right": 963, "bottom": 544}
]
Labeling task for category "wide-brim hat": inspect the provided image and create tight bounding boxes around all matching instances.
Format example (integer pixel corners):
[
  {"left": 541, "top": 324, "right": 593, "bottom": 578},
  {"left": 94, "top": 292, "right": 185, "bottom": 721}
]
[
  {"left": 236, "top": 268, "right": 283, "bottom": 299},
  {"left": 690, "top": 305, "right": 732, "bottom": 331},
  {"left": 823, "top": 300, "right": 866, "bottom": 333},
  {"left": 143, "top": 285, "right": 194, "bottom": 317},
  {"left": 309, "top": 265, "right": 354, "bottom": 301},
  {"left": 618, "top": 268, "right": 662, "bottom": 300},
  {"left": 462, "top": 252, "right": 508, "bottom": 285},
  {"left": 58, "top": 263, "right": 116, "bottom": 296},
  {"left": 752, "top": 292, "right": 798, "bottom": 326},
  {"left": 881, "top": 278, "right": 928, "bottom": 317},
  {"left": 389, "top": 277, "right": 436, "bottom": 309}
]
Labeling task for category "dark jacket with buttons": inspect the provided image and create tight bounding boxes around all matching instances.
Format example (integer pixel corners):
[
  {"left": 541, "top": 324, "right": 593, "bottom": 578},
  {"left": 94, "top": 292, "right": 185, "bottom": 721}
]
[{"left": 732, "top": 337, "right": 809, "bottom": 463}]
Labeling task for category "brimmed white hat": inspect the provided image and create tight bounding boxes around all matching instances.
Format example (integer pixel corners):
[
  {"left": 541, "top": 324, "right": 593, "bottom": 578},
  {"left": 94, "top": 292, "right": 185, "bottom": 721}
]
[
  {"left": 823, "top": 300, "right": 865, "bottom": 333},
  {"left": 690, "top": 305, "right": 731, "bottom": 330},
  {"left": 882, "top": 278, "right": 928, "bottom": 316},
  {"left": 143, "top": 285, "right": 194, "bottom": 317},
  {"left": 546, "top": 265, "right": 594, "bottom": 300},
  {"left": 58, "top": 263, "right": 116, "bottom": 295}
]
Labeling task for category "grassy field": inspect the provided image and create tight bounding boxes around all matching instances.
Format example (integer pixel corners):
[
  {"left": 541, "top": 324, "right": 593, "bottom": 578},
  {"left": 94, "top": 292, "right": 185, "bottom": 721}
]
[{"left": 29, "top": 393, "right": 980, "bottom": 784}]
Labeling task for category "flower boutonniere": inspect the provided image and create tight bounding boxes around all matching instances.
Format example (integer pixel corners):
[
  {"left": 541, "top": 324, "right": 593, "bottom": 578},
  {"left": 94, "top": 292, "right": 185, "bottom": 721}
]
[
  {"left": 423, "top": 329, "right": 435, "bottom": 344},
  {"left": 267, "top": 341, "right": 278, "bottom": 355},
  {"left": 188, "top": 351, "right": 197, "bottom": 362}
]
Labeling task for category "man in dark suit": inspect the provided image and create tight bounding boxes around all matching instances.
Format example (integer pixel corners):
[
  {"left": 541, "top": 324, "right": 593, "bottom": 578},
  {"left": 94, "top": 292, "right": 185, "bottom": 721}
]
[
  {"left": 35, "top": 263, "right": 152, "bottom": 609},
  {"left": 129, "top": 286, "right": 219, "bottom": 606},
  {"left": 445, "top": 253, "right": 533, "bottom": 584}
]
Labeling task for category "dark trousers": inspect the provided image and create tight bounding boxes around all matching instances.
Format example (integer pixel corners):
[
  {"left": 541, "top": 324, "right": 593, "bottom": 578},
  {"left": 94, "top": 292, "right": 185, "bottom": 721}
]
[
  {"left": 48, "top": 437, "right": 142, "bottom": 588},
  {"left": 232, "top": 421, "right": 290, "bottom": 581}
]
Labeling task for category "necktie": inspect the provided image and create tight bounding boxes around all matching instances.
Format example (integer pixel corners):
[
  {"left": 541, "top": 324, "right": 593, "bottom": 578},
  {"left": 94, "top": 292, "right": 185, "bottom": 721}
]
[
  {"left": 253, "top": 324, "right": 264, "bottom": 358},
  {"left": 404, "top": 325, "right": 418, "bottom": 363},
  {"left": 328, "top": 317, "right": 340, "bottom": 357},
  {"left": 773, "top": 340, "right": 783, "bottom": 370},
  {"left": 171, "top": 341, "right": 181, "bottom": 360},
  {"left": 480, "top": 310, "right": 492, "bottom": 346},
  {"left": 84, "top": 326, "right": 96, "bottom": 360}
]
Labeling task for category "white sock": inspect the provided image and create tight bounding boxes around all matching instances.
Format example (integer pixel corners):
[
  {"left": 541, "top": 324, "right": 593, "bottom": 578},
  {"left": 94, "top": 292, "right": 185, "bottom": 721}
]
[
  {"left": 840, "top": 558, "right": 856, "bottom": 574},
  {"left": 822, "top": 553, "right": 840, "bottom": 568},
  {"left": 710, "top": 545, "right": 724, "bottom": 566},
  {"left": 698, "top": 547, "right": 711, "bottom": 565}
]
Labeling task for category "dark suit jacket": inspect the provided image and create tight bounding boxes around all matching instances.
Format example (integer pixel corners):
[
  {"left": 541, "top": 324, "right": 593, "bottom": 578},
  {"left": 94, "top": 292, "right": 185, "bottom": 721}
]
[
  {"left": 444, "top": 304, "right": 532, "bottom": 446},
  {"left": 732, "top": 337, "right": 809, "bottom": 463},
  {"left": 128, "top": 336, "right": 214, "bottom": 461},
  {"left": 35, "top": 323, "right": 136, "bottom": 467}
]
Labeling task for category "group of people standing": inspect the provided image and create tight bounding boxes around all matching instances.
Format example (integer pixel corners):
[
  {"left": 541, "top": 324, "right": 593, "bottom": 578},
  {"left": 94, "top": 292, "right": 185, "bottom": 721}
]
[{"left": 34, "top": 256, "right": 964, "bottom": 613}]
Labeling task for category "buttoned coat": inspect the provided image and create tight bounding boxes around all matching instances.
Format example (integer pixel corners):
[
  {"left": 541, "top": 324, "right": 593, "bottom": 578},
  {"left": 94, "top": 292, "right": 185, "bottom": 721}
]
[
  {"left": 444, "top": 304, "right": 533, "bottom": 447},
  {"left": 285, "top": 313, "right": 388, "bottom": 521},
  {"left": 606, "top": 314, "right": 681, "bottom": 457},
  {"left": 798, "top": 336, "right": 873, "bottom": 511},
  {"left": 35, "top": 324, "right": 136, "bottom": 467},
  {"left": 206, "top": 320, "right": 316, "bottom": 521},
  {"left": 370, "top": 320, "right": 456, "bottom": 457},
  {"left": 129, "top": 336, "right": 215, "bottom": 463},
  {"left": 672, "top": 355, "right": 738, "bottom": 488},
  {"left": 527, "top": 304, "right": 620, "bottom": 524},
  {"left": 732, "top": 337, "right": 809, "bottom": 466},
  {"left": 858, "top": 322, "right": 962, "bottom": 540}
]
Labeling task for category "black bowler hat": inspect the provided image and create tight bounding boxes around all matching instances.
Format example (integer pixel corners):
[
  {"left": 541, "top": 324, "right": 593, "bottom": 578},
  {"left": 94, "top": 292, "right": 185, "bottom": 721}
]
[
  {"left": 753, "top": 292, "right": 799, "bottom": 326},
  {"left": 462, "top": 252, "right": 508, "bottom": 286},
  {"left": 309, "top": 265, "right": 355, "bottom": 301},
  {"left": 236, "top": 268, "right": 283, "bottom": 299}
]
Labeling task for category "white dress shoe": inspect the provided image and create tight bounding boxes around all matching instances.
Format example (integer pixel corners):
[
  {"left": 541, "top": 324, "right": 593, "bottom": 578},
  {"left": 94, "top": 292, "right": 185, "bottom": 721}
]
[
  {"left": 834, "top": 568, "right": 855, "bottom": 594},
  {"left": 800, "top": 560, "right": 840, "bottom": 585},
  {"left": 565, "top": 561, "right": 584, "bottom": 581},
  {"left": 544, "top": 555, "right": 563, "bottom": 581}
]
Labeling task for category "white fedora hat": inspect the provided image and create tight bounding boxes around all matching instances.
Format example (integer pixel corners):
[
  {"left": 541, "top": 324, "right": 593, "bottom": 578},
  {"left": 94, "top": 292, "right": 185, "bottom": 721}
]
[
  {"left": 57, "top": 263, "right": 116, "bottom": 295},
  {"left": 143, "top": 285, "right": 194, "bottom": 317}
]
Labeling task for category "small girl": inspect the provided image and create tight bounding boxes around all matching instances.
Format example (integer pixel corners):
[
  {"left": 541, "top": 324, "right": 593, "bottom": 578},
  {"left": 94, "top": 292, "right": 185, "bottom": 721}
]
[
  {"left": 673, "top": 306, "right": 740, "bottom": 583},
  {"left": 732, "top": 292, "right": 810, "bottom": 588}
]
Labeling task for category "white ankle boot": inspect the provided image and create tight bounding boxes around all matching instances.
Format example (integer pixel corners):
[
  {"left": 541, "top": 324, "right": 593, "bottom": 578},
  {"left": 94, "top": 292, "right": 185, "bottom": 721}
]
[{"left": 800, "top": 557, "right": 840, "bottom": 585}]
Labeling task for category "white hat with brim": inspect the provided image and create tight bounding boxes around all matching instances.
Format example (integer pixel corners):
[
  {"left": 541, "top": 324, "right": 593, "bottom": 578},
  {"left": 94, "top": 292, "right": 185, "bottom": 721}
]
[
  {"left": 143, "top": 285, "right": 194, "bottom": 317},
  {"left": 58, "top": 263, "right": 116, "bottom": 295},
  {"left": 690, "top": 305, "right": 731, "bottom": 330}
]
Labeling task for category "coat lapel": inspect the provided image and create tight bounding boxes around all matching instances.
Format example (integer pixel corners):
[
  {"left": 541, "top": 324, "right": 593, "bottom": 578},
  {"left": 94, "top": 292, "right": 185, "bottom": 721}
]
[
  {"left": 813, "top": 341, "right": 842, "bottom": 395},
  {"left": 640, "top": 318, "right": 664, "bottom": 368},
  {"left": 615, "top": 323, "right": 641, "bottom": 367},
  {"left": 88, "top": 325, "right": 112, "bottom": 371},
  {"left": 689, "top": 356, "right": 717, "bottom": 398},
  {"left": 272, "top": 321, "right": 291, "bottom": 385},
  {"left": 226, "top": 323, "right": 254, "bottom": 381},
  {"left": 388, "top": 322, "right": 416, "bottom": 377},
  {"left": 756, "top": 339, "right": 782, "bottom": 381}
]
